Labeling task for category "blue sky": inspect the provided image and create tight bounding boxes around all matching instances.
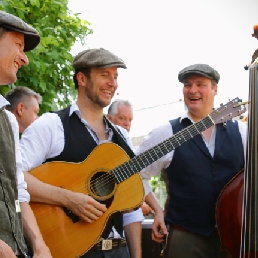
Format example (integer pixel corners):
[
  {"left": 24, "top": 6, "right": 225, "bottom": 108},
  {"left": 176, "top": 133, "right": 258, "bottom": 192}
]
[{"left": 68, "top": 0, "right": 258, "bottom": 136}]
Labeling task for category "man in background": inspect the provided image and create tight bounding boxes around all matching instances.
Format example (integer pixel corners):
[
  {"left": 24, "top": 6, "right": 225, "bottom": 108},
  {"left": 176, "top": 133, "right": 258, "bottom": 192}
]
[
  {"left": 0, "top": 10, "right": 51, "bottom": 257},
  {"left": 107, "top": 99, "right": 153, "bottom": 217},
  {"left": 5, "top": 86, "right": 42, "bottom": 133},
  {"left": 107, "top": 99, "right": 133, "bottom": 133}
]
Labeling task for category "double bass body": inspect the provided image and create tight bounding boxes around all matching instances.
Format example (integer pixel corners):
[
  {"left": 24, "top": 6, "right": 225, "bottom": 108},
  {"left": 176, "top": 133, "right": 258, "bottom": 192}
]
[{"left": 216, "top": 60, "right": 258, "bottom": 257}]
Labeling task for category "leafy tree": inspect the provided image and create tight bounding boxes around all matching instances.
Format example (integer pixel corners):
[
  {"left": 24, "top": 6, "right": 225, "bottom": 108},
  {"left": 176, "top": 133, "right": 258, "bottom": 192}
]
[{"left": 0, "top": 0, "right": 92, "bottom": 113}]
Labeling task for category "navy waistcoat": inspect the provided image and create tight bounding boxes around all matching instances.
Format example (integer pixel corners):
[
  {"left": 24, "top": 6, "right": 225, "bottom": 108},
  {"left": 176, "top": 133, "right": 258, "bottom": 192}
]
[{"left": 165, "top": 117, "right": 244, "bottom": 236}]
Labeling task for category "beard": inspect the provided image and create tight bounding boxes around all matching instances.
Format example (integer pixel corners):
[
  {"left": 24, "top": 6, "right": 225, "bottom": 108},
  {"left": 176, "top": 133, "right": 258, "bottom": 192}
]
[{"left": 84, "top": 79, "right": 110, "bottom": 108}]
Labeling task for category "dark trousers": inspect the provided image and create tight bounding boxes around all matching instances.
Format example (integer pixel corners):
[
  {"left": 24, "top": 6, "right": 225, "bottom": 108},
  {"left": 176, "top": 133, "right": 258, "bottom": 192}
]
[
  {"left": 80, "top": 246, "right": 130, "bottom": 258},
  {"left": 164, "top": 228, "right": 231, "bottom": 258}
]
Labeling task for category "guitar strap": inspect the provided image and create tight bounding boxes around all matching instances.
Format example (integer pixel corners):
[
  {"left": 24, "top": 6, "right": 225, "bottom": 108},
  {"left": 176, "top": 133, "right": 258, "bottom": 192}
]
[{"left": 104, "top": 116, "right": 135, "bottom": 159}]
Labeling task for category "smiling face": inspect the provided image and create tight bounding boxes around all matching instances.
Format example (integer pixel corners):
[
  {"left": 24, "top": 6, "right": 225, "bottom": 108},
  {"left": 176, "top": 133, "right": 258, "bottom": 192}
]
[
  {"left": 78, "top": 67, "right": 118, "bottom": 108},
  {"left": 183, "top": 74, "right": 217, "bottom": 121},
  {"left": 0, "top": 31, "right": 29, "bottom": 85}
]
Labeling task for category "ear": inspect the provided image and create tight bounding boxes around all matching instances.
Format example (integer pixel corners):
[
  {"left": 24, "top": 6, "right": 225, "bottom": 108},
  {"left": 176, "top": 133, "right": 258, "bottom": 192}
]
[
  {"left": 214, "top": 85, "right": 218, "bottom": 96},
  {"left": 76, "top": 71, "right": 87, "bottom": 87},
  {"left": 16, "top": 102, "right": 25, "bottom": 117},
  {"left": 107, "top": 114, "right": 112, "bottom": 121}
]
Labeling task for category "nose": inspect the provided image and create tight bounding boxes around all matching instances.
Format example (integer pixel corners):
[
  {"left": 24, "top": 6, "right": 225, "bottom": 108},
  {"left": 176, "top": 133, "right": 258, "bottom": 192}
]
[
  {"left": 20, "top": 51, "right": 29, "bottom": 66},
  {"left": 124, "top": 120, "right": 130, "bottom": 126},
  {"left": 107, "top": 75, "right": 118, "bottom": 87},
  {"left": 189, "top": 84, "right": 198, "bottom": 93}
]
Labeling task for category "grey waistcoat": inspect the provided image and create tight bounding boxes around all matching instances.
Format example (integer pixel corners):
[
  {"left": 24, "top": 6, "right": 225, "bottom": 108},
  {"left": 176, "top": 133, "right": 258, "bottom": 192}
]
[{"left": 0, "top": 109, "right": 27, "bottom": 255}]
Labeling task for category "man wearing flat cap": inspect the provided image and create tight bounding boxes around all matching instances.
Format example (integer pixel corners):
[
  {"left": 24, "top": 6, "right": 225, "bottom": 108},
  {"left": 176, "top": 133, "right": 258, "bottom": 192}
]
[
  {"left": 20, "top": 48, "right": 144, "bottom": 258},
  {"left": 0, "top": 10, "right": 51, "bottom": 258},
  {"left": 136, "top": 63, "right": 247, "bottom": 258}
]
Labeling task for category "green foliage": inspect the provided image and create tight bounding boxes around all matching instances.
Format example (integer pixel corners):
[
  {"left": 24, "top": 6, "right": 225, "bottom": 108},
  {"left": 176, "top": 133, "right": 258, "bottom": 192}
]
[
  {"left": 150, "top": 175, "right": 166, "bottom": 192},
  {"left": 0, "top": 0, "right": 92, "bottom": 113}
]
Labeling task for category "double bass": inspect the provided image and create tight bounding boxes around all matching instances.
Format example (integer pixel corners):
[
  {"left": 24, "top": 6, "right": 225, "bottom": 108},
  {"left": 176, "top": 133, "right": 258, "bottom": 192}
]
[{"left": 216, "top": 24, "right": 258, "bottom": 258}]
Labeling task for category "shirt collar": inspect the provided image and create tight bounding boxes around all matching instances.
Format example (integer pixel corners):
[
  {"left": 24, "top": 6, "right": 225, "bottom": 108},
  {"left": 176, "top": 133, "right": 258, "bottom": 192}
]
[
  {"left": 180, "top": 110, "right": 195, "bottom": 124},
  {"left": 69, "top": 101, "right": 80, "bottom": 117},
  {"left": 0, "top": 95, "right": 10, "bottom": 109},
  {"left": 69, "top": 101, "right": 111, "bottom": 133}
]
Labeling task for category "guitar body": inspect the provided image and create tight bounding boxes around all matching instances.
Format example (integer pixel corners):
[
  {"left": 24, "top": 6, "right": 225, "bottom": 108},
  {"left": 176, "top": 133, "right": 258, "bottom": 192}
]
[{"left": 29, "top": 142, "right": 144, "bottom": 258}]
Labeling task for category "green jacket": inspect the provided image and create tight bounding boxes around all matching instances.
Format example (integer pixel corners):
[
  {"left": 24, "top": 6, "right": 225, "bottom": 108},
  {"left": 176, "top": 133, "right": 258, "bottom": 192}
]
[{"left": 0, "top": 109, "right": 27, "bottom": 256}]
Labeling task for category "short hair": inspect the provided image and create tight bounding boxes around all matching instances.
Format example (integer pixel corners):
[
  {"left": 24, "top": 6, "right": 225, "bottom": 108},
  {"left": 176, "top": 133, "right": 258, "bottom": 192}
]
[
  {"left": 5, "top": 86, "right": 42, "bottom": 111},
  {"left": 0, "top": 27, "right": 8, "bottom": 38},
  {"left": 108, "top": 99, "right": 133, "bottom": 117},
  {"left": 73, "top": 67, "right": 91, "bottom": 90}
]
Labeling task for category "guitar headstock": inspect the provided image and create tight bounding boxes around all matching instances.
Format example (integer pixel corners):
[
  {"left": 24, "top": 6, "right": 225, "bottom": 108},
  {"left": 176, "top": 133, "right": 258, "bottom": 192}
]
[{"left": 210, "top": 97, "right": 248, "bottom": 125}]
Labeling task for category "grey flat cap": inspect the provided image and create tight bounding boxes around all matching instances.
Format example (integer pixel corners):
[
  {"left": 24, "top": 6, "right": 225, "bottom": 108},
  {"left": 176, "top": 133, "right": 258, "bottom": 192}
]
[
  {"left": 178, "top": 64, "right": 220, "bottom": 84},
  {"left": 0, "top": 10, "right": 40, "bottom": 52},
  {"left": 73, "top": 48, "right": 127, "bottom": 69}
]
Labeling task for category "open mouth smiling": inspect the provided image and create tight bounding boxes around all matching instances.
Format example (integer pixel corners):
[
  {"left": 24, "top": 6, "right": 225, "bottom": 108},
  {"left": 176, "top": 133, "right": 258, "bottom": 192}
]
[{"left": 102, "top": 90, "right": 112, "bottom": 96}]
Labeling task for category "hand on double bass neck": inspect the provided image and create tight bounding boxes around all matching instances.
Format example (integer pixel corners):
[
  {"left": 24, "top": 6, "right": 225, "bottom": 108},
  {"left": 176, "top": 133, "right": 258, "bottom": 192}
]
[
  {"left": 65, "top": 191, "right": 107, "bottom": 223},
  {"left": 252, "top": 24, "right": 258, "bottom": 39}
]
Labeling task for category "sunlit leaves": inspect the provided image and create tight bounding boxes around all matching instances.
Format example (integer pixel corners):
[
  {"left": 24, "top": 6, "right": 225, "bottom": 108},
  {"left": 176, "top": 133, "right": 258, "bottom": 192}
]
[{"left": 0, "top": 0, "right": 92, "bottom": 113}]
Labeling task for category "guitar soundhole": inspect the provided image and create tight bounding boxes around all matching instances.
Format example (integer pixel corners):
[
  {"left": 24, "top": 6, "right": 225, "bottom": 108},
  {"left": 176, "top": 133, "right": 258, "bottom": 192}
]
[{"left": 90, "top": 171, "right": 115, "bottom": 197}]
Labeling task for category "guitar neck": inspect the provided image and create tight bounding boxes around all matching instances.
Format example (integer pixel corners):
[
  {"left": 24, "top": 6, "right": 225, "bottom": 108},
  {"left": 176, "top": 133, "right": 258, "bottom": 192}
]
[{"left": 112, "top": 115, "right": 214, "bottom": 183}]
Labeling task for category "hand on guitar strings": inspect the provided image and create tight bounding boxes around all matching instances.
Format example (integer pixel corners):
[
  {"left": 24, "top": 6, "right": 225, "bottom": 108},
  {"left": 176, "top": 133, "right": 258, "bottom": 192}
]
[{"left": 67, "top": 192, "right": 107, "bottom": 223}]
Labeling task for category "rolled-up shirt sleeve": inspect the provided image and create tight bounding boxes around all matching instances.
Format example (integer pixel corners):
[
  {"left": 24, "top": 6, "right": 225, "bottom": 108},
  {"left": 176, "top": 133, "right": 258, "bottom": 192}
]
[
  {"left": 5, "top": 110, "right": 30, "bottom": 202},
  {"left": 123, "top": 208, "right": 144, "bottom": 226}
]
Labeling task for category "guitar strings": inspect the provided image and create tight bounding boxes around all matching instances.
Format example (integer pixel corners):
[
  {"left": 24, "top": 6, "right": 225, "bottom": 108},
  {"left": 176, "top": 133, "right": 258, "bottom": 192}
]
[
  {"left": 75, "top": 119, "right": 216, "bottom": 195},
  {"left": 73, "top": 100, "right": 239, "bottom": 194}
]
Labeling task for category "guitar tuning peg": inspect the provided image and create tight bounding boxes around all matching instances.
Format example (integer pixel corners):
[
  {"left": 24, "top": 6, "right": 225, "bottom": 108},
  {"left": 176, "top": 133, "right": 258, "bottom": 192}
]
[{"left": 220, "top": 103, "right": 223, "bottom": 106}]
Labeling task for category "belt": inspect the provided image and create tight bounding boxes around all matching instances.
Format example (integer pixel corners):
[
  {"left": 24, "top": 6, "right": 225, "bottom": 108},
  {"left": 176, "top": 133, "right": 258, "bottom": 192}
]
[
  {"left": 93, "top": 238, "right": 127, "bottom": 251},
  {"left": 171, "top": 224, "right": 218, "bottom": 235},
  {"left": 171, "top": 224, "right": 190, "bottom": 233}
]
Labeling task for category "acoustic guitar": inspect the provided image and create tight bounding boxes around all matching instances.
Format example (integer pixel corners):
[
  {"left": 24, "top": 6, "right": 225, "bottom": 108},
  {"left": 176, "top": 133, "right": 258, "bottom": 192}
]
[{"left": 29, "top": 97, "right": 246, "bottom": 258}]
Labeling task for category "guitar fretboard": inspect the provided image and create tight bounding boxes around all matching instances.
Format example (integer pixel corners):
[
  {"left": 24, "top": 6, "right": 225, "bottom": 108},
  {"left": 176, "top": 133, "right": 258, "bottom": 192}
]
[{"left": 112, "top": 115, "right": 214, "bottom": 183}]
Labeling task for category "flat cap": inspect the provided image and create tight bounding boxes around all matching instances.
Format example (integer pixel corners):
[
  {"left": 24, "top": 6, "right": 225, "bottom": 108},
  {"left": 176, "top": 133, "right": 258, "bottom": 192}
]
[
  {"left": 178, "top": 64, "right": 220, "bottom": 84},
  {"left": 0, "top": 10, "right": 40, "bottom": 52},
  {"left": 73, "top": 48, "right": 127, "bottom": 69}
]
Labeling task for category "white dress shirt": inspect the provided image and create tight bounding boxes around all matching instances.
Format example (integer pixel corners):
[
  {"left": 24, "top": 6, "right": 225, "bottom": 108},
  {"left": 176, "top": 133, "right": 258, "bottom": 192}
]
[
  {"left": 0, "top": 95, "right": 29, "bottom": 203},
  {"left": 20, "top": 102, "right": 144, "bottom": 237},
  {"left": 135, "top": 111, "right": 247, "bottom": 196}
]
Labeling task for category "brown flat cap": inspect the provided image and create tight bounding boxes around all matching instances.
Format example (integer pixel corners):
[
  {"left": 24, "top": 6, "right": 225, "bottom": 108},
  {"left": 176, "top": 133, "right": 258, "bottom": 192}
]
[
  {"left": 0, "top": 10, "right": 40, "bottom": 52},
  {"left": 73, "top": 48, "right": 127, "bottom": 69},
  {"left": 178, "top": 64, "right": 220, "bottom": 84}
]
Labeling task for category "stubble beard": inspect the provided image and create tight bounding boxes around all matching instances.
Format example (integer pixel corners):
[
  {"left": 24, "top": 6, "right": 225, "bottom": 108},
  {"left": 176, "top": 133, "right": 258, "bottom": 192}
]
[{"left": 84, "top": 79, "right": 110, "bottom": 108}]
